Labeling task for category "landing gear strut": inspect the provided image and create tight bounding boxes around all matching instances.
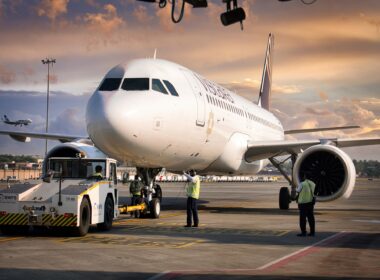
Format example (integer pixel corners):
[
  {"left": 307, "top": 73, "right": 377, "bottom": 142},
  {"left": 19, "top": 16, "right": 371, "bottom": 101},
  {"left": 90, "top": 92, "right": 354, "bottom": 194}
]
[
  {"left": 270, "top": 154, "right": 298, "bottom": 210},
  {"left": 136, "top": 167, "right": 162, "bottom": 218}
]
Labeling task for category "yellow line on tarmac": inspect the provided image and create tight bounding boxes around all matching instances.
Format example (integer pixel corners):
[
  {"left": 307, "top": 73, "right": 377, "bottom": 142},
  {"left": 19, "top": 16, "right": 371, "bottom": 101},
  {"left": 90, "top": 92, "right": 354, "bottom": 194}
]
[
  {"left": 277, "top": 230, "right": 290, "bottom": 236},
  {"left": 176, "top": 240, "right": 203, "bottom": 249},
  {"left": 159, "top": 213, "right": 184, "bottom": 219},
  {"left": 0, "top": 237, "right": 24, "bottom": 243}
]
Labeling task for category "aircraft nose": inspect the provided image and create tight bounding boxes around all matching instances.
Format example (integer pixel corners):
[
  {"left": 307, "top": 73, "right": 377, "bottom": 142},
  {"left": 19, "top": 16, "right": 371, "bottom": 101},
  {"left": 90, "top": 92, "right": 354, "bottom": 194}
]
[{"left": 86, "top": 90, "right": 140, "bottom": 159}]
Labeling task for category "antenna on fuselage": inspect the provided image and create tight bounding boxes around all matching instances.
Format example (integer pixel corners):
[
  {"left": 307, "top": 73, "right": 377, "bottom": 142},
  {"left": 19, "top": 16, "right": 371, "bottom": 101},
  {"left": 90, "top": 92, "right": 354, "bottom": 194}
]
[{"left": 153, "top": 49, "right": 157, "bottom": 59}]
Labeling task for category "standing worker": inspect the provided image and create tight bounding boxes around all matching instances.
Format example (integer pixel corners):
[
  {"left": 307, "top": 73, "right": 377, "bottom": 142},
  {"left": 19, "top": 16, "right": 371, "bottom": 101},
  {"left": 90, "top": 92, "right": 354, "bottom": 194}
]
[
  {"left": 296, "top": 173, "right": 316, "bottom": 237},
  {"left": 129, "top": 175, "right": 143, "bottom": 218},
  {"left": 183, "top": 170, "right": 201, "bottom": 227}
]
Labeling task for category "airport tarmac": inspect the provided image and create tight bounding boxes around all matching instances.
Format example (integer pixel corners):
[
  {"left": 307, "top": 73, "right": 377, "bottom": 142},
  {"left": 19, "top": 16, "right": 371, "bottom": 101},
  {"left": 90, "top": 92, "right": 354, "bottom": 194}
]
[{"left": 0, "top": 179, "right": 379, "bottom": 280}]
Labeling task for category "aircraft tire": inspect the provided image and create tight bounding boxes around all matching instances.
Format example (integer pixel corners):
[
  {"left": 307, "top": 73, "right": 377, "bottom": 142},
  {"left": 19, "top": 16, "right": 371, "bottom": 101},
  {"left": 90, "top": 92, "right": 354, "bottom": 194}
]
[
  {"left": 97, "top": 196, "right": 114, "bottom": 231},
  {"left": 154, "top": 184, "right": 162, "bottom": 202},
  {"left": 150, "top": 198, "right": 160, "bottom": 219},
  {"left": 279, "top": 187, "right": 290, "bottom": 210},
  {"left": 74, "top": 198, "right": 91, "bottom": 236}
]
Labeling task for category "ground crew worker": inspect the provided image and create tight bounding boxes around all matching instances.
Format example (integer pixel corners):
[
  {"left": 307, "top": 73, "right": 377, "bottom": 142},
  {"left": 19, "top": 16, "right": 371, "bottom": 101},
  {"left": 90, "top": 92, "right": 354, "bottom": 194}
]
[
  {"left": 296, "top": 173, "right": 316, "bottom": 237},
  {"left": 93, "top": 165, "right": 103, "bottom": 179},
  {"left": 129, "top": 175, "right": 143, "bottom": 218},
  {"left": 183, "top": 170, "right": 201, "bottom": 227}
]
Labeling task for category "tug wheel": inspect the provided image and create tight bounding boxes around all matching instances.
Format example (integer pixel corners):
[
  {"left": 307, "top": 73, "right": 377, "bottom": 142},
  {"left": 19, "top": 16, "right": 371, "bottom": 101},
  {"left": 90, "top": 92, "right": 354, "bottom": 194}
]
[
  {"left": 74, "top": 198, "right": 91, "bottom": 236},
  {"left": 97, "top": 196, "right": 114, "bottom": 231}
]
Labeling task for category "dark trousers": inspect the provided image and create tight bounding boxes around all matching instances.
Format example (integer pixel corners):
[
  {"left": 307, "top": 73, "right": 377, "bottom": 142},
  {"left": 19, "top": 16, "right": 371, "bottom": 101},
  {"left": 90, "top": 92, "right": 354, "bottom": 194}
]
[
  {"left": 187, "top": 197, "right": 199, "bottom": 226},
  {"left": 131, "top": 195, "right": 141, "bottom": 218},
  {"left": 298, "top": 202, "right": 315, "bottom": 234},
  {"left": 131, "top": 195, "right": 141, "bottom": 206}
]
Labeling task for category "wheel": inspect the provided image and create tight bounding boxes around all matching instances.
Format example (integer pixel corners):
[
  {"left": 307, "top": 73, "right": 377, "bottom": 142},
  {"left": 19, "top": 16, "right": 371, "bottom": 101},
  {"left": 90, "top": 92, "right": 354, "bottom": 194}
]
[
  {"left": 279, "top": 187, "right": 290, "bottom": 210},
  {"left": 74, "top": 198, "right": 91, "bottom": 236},
  {"left": 97, "top": 196, "right": 114, "bottom": 231},
  {"left": 154, "top": 184, "right": 162, "bottom": 202},
  {"left": 150, "top": 198, "right": 160, "bottom": 219}
]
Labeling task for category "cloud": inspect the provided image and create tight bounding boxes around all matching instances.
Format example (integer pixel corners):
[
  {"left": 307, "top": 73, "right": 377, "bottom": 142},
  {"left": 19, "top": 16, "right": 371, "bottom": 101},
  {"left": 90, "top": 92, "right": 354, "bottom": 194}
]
[
  {"left": 319, "top": 91, "right": 329, "bottom": 102},
  {"left": 82, "top": 3, "right": 126, "bottom": 50},
  {"left": 133, "top": 5, "right": 151, "bottom": 23},
  {"left": 304, "top": 107, "right": 332, "bottom": 116},
  {"left": 360, "top": 13, "right": 380, "bottom": 33},
  {"left": 221, "top": 78, "right": 301, "bottom": 100},
  {"left": 37, "top": 0, "right": 70, "bottom": 22},
  {"left": 49, "top": 108, "right": 86, "bottom": 134},
  {"left": 0, "top": 65, "right": 16, "bottom": 84},
  {"left": 48, "top": 74, "right": 58, "bottom": 84}
]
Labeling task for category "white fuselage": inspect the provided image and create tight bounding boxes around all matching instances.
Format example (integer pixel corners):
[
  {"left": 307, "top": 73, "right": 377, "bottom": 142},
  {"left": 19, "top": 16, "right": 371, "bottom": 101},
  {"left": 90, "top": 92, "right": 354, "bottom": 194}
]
[{"left": 86, "top": 59, "right": 284, "bottom": 175}]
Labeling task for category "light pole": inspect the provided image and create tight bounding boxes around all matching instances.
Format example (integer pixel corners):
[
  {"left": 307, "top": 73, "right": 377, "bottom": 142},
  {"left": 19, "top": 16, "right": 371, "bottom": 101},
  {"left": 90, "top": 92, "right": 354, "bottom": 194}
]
[{"left": 41, "top": 58, "right": 56, "bottom": 157}]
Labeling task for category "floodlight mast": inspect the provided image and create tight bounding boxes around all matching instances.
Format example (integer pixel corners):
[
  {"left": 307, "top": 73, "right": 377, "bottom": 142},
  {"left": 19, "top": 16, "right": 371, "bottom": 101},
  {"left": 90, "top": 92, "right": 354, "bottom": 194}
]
[{"left": 41, "top": 58, "right": 56, "bottom": 157}]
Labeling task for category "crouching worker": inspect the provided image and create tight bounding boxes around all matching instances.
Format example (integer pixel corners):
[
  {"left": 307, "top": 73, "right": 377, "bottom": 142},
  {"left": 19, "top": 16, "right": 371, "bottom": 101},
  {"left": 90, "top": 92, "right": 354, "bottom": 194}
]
[
  {"left": 183, "top": 170, "right": 201, "bottom": 228},
  {"left": 129, "top": 175, "right": 143, "bottom": 218}
]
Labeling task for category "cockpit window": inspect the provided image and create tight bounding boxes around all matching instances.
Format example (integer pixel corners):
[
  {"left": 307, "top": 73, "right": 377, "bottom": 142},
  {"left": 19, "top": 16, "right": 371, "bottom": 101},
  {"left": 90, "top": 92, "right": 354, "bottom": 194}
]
[
  {"left": 152, "top": 79, "right": 168, "bottom": 94},
  {"left": 121, "top": 78, "right": 149, "bottom": 91},
  {"left": 163, "top": 80, "right": 179, "bottom": 96},
  {"left": 99, "top": 78, "right": 122, "bottom": 91}
]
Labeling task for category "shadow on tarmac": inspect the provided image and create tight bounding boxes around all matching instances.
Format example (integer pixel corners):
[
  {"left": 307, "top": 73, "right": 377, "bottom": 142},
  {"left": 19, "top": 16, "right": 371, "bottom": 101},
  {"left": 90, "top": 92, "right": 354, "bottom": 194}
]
[{"left": 0, "top": 268, "right": 376, "bottom": 280}]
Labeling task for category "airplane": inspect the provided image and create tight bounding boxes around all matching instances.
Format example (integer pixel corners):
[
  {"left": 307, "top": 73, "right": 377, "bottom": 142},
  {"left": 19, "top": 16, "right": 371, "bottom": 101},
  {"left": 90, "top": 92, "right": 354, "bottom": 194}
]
[
  {"left": 0, "top": 34, "right": 379, "bottom": 211},
  {"left": 1, "top": 115, "right": 32, "bottom": 127}
]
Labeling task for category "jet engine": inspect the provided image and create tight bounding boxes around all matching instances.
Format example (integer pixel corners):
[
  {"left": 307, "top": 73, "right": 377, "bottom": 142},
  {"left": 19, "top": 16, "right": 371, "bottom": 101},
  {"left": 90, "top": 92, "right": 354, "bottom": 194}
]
[
  {"left": 292, "top": 144, "right": 356, "bottom": 202},
  {"left": 42, "top": 140, "right": 106, "bottom": 176}
]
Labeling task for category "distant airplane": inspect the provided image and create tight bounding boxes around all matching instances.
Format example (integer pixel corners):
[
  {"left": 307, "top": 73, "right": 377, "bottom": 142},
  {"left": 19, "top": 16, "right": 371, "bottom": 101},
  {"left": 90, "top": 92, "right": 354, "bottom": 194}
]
[{"left": 2, "top": 115, "right": 32, "bottom": 127}]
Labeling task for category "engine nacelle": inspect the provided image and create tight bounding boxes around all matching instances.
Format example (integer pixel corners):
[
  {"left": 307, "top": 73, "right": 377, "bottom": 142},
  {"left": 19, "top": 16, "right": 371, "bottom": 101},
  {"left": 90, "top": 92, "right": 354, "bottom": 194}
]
[
  {"left": 293, "top": 144, "right": 356, "bottom": 202},
  {"left": 42, "top": 140, "right": 107, "bottom": 176}
]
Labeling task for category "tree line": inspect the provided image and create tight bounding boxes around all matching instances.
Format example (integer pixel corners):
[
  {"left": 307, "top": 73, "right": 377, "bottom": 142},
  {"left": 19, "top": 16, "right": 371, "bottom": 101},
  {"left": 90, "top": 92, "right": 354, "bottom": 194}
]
[
  {"left": 353, "top": 160, "right": 380, "bottom": 178},
  {"left": 0, "top": 154, "right": 38, "bottom": 163}
]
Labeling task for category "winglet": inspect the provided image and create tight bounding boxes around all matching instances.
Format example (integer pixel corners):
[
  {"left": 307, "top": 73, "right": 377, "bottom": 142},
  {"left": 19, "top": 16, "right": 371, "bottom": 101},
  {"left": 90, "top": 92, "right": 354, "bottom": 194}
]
[{"left": 258, "top": 33, "right": 274, "bottom": 110}]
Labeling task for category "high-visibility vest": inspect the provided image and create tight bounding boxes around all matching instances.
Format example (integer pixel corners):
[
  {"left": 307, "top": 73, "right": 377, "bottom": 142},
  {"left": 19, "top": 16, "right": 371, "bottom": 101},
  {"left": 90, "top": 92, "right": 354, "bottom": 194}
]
[
  {"left": 298, "top": 179, "right": 316, "bottom": 204},
  {"left": 93, "top": 172, "right": 103, "bottom": 178},
  {"left": 186, "top": 176, "right": 201, "bottom": 199},
  {"left": 130, "top": 181, "right": 142, "bottom": 196}
]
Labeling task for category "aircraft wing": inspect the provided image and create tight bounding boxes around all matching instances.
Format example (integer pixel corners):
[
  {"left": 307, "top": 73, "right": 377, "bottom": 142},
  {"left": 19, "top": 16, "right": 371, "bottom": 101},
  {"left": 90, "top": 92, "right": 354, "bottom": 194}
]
[
  {"left": 245, "top": 138, "right": 380, "bottom": 162},
  {"left": 284, "top": 125, "right": 360, "bottom": 135},
  {"left": 0, "top": 130, "right": 88, "bottom": 143}
]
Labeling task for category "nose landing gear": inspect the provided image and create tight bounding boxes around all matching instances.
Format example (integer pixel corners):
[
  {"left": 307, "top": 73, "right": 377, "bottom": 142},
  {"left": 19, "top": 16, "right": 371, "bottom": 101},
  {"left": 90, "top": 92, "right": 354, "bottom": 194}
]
[{"left": 136, "top": 167, "right": 162, "bottom": 218}]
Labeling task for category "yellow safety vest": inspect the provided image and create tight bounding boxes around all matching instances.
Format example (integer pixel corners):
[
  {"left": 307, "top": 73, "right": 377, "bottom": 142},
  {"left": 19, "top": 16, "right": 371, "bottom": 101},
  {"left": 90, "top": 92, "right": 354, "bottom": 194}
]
[
  {"left": 130, "top": 181, "right": 142, "bottom": 196},
  {"left": 186, "top": 176, "right": 200, "bottom": 199},
  {"left": 93, "top": 172, "right": 103, "bottom": 178},
  {"left": 298, "top": 179, "right": 316, "bottom": 204}
]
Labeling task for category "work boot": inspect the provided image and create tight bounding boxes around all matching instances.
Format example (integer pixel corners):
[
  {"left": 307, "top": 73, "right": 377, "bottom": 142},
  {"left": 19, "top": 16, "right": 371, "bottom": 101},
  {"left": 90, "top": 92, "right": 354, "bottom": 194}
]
[
  {"left": 184, "top": 225, "right": 191, "bottom": 228},
  {"left": 297, "top": 233, "right": 306, "bottom": 237}
]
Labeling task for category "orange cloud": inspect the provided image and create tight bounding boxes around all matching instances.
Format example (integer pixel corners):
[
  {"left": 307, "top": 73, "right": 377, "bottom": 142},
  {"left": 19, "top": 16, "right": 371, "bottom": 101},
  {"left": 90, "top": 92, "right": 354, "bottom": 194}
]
[
  {"left": 84, "top": 4, "right": 124, "bottom": 34},
  {"left": 319, "top": 91, "right": 329, "bottom": 102},
  {"left": 0, "top": 65, "right": 16, "bottom": 84},
  {"left": 83, "top": 4, "right": 126, "bottom": 50},
  {"left": 37, "top": 0, "right": 69, "bottom": 22},
  {"left": 48, "top": 74, "right": 58, "bottom": 84}
]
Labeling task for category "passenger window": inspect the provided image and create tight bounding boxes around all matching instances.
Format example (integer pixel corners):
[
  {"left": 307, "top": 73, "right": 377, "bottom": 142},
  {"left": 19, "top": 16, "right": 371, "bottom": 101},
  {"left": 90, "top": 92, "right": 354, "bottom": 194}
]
[
  {"left": 121, "top": 78, "right": 149, "bottom": 91},
  {"left": 163, "top": 80, "right": 179, "bottom": 96},
  {"left": 152, "top": 79, "right": 168, "bottom": 94},
  {"left": 99, "top": 78, "right": 122, "bottom": 91}
]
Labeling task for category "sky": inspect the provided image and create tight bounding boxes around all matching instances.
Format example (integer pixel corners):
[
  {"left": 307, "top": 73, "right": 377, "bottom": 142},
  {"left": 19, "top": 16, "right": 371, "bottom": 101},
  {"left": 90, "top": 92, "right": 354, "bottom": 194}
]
[{"left": 0, "top": 0, "right": 379, "bottom": 160}]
